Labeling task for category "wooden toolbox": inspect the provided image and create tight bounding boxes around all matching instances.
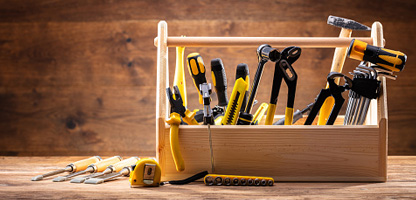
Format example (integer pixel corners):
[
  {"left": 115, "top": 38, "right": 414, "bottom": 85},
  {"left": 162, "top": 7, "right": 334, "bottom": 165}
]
[{"left": 154, "top": 21, "right": 388, "bottom": 182}]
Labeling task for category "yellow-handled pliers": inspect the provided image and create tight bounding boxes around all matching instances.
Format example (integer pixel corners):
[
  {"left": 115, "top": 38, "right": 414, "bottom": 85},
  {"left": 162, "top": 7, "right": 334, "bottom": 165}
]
[
  {"left": 265, "top": 46, "right": 301, "bottom": 125},
  {"left": 166, "top": 86, "right": 199, "bottom": 172}
]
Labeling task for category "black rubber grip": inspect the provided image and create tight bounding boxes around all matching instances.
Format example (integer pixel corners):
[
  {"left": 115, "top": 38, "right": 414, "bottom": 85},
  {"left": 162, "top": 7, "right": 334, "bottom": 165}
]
[{"left": 211, "top": 58, "right": 228, "bottom": 107}]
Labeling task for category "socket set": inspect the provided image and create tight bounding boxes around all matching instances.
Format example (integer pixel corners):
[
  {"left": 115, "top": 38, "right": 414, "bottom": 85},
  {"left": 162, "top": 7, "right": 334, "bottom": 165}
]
[{"left": 204, "top": 174, "right": 274, "bottom": 186}]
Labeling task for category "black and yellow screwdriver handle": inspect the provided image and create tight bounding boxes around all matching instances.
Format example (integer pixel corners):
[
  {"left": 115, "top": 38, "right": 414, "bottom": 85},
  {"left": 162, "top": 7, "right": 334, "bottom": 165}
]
[
  {"left": 187, "top": 53, "right": 208, "bottom": 104},
  {"left": 221, "top": 78, "right": 248, "bottom": 125},
  {"left": 211, "top": 58, "right": 228, "bottom": 107},
  {"left": 348, "top": 39, "right": 407, "bottom": 72},
  {"left": 166, "top": 113, "right": 185, "bottom": 172}
]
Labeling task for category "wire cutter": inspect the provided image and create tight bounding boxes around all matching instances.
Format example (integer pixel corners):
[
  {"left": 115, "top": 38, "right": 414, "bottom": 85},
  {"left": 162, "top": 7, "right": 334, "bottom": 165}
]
[
  {"left": 166, "top": 86, "right": 199, "bottom": 172},
  {"left": 265, "top": 46, "right": 301, "bottom": 125},
  {"left": 304, "top": 72, "right": 353, "bottom": 125}
]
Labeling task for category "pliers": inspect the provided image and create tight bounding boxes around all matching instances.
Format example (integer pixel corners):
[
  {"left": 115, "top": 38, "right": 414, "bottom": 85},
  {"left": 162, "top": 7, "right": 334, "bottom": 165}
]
[
  {"left": 304, "top": 72, "right": 353, "bottom": 125},
  {"left": 166, "top": 86, "right": 199, "bottom": 172},
  {"left": 265, "top": 46, "right": 301, "bottom": 125}
]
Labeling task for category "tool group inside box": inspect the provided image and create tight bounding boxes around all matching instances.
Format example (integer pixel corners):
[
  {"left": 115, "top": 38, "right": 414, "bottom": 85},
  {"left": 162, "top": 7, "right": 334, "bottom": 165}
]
[{"left": 155, "top": 20, "right": 388, "bottom": 182}]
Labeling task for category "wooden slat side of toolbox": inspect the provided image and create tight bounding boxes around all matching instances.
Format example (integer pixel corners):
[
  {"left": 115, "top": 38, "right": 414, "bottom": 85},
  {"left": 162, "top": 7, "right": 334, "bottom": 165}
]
[{"left": 158, "top": 123, "right": 386, "bottom": 182}]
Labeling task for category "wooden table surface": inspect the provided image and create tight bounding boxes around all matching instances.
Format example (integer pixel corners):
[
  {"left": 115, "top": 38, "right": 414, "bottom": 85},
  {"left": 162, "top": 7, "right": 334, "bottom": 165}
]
[{"left": 1, "top": 156, "right": 415, "bottom": 199}]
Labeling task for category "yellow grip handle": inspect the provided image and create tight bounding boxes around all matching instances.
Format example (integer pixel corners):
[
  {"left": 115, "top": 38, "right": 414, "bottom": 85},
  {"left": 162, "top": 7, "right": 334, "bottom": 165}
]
[
  {"left": 284, "top": 107, "right": 294, "bottom": 125},
  {"left": 264, "top": 104, "right": 276, "bottom": 125},
  {"left": 183, "top": 109, "right": 199, "bottom": 125},
  {"left": 71, "top": 156, "right": 101, "bottom": 172},
  {"left": 170, "top": 123, "right": 185, "bottom": 172},
  {"left": 94, "top": 156, "right": 122, "bottom": 172},
  {"left": 252, "top": 103, "right": 269, "bottom": 125},
  {"left": 111, "top": 157, "right": 140, "bottom": 172}
]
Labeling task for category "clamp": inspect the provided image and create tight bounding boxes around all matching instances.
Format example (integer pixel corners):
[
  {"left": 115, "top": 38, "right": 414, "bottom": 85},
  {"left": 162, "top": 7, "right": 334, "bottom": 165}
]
[
  {"left": 265, "top": 46, "right": 301, "bottom": 125},
  {"left": 304, "top": 72, "right": 353, "bottom": 125}
]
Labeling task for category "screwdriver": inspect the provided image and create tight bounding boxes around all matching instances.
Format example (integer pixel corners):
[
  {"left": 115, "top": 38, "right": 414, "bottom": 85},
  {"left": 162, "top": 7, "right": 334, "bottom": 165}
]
[
  {"left": 31, "top": 156, "right": 101, "bottom": 181},
  {"left": 187, "top": 53, "right": 208, "bottom": 105},
  {"left": 235, "top": 63, "right": 250, "bottom": 112},
  {"left": 85, "top": 164, "right": 136, "bottom": 185},
  {"left": 53, "top": 156, "right": 122, "bottom": 182},
  {"left": 347, "top": 39, "right": 407, "bottom": 72},
  {"left": 211, "top": 58, "right": 228, "bottom": 111},
  {"left": 70, "top": 156, "right": 139, "bottom": 183}
]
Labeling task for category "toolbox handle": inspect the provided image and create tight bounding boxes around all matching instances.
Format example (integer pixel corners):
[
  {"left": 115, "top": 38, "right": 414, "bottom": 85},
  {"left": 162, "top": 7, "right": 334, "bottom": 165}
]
[{"left": 154, "top": 36, "right": 373, "bottom": 48}]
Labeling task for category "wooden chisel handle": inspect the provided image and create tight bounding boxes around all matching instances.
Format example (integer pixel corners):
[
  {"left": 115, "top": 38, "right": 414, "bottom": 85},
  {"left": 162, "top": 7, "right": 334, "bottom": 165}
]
[
  {"left": 71, "top": 156, "right": 102, "bottom": 172},
  {"left": 91, "top": 156, "right": 122, "bottom": 172},
  {"left": 110, "top": 157, "right": 140, "bottom": 172}
]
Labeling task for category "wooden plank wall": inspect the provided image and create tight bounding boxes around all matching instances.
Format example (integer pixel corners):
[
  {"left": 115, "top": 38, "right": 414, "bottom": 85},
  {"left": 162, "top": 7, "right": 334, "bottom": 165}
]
[{"left": 0, "top": 0, "right": 414, "bottom": 156}]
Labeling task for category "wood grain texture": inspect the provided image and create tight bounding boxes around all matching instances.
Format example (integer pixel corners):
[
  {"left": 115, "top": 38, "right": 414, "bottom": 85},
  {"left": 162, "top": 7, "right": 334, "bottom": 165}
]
[
  {"left": 0, "top": 156, "right": 415, "bottom": 199},
  {"left": 0, "top": 0, "right": 415, "bottom": 155}
]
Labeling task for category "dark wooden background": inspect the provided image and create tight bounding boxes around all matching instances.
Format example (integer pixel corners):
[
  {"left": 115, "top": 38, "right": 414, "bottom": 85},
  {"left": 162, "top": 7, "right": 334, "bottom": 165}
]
[{"left": 0, "top": 0, "right": 414, "bottom": 156}]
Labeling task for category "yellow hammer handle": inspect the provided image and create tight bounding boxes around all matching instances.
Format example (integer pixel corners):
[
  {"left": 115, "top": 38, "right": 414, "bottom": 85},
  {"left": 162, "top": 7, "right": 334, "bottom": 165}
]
[
  {"left": 174, "top": 45, "right": 187, "bottom": 107},
  {"left": 71, "top": 156, "right": 102, "bottom": 172},
  {"left": 111, "top": 157, "right": 140, "bottom": 172},
  {"left": 94, "top": 156, "right": 122, "bottom": 172}
]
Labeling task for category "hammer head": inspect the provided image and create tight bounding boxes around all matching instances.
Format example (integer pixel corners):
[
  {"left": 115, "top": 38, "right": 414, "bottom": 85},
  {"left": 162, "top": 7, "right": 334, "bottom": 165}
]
[{"left": 327, "top": 15, "right": 370, "bottom": 31}]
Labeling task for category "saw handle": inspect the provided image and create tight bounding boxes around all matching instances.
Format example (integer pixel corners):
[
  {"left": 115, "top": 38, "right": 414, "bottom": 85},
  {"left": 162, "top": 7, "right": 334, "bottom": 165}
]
[{"left": 71, "top": 156, "right": 102, "bottom": 172}]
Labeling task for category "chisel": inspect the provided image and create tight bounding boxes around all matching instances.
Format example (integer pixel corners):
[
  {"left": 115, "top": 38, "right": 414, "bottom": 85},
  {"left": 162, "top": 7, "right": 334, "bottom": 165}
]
[
  {"left": 85, "top": 164, "right": 136, "bottom": 184},
  {"left": 31, "top": 156, "right": 101, "bottom": 181},
  {"left": 53, "top": 156, "right": 122, "bottom": 182},
  {"left": 70, "top": 156, "right": 139, "bottom": 183}
]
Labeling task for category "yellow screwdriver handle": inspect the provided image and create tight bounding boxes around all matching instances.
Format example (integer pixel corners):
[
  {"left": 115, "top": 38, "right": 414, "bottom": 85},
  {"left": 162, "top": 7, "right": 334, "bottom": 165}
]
[
  {"left": 93, "top": 156, "right": 122, "bottom": 172},
  {"left": 71, "top": 156, "right": 102, "bottom": 172},
  {"left": 348, "top": 39, "right": 407, "bottom": 72},
  {"left": 187, "top": 53, "right": 207, "bottom": 105},
  {"left": 174, "top": 42, "right": 187, "bottom": 107},
  {"left": 110, "top": 157, "right": 140, "bottom": 172},
  {"left": 166, "top": 112, "right": 185, "bottom": 172}
]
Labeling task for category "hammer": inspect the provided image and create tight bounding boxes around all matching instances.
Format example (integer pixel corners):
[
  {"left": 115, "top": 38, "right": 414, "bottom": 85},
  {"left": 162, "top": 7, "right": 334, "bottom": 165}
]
[{"left": 317, "top": 16, "right": 371, "bottom": 125}]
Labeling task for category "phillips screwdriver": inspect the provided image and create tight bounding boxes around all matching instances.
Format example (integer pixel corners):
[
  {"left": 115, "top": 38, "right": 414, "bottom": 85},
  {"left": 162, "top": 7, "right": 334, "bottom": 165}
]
[
  {"left": 31, "top": 156, "right": 101, "bottom": 181},
  {"left": 53, "top": 156, "right": 122, "bottom": 182},
  {"left": 70, "top": 156, "right": 139, "bottom": 183},
  {"left": 211, "top": 58, "right": 228, "bottom": 111},
  {"left": 347, "top": 39, "right": 407, "bottom": 72},
  {"left": 187, "top": 53, "right": 208, "bottom": 105},
  {"left": 235, "top": 63, "right": 250, "bottom": 112},
  {"left": 85, "top": 164, "right": 136, "bottom": 184}
]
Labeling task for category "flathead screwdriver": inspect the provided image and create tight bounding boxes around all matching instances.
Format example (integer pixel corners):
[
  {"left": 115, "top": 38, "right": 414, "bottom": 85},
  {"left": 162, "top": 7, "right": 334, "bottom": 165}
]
[
  {"left": 53, "top": 156, "right": 122, "bottom": 182},
  {"left": 31, "top": 156, "right": 101, "bottom": 181}
]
